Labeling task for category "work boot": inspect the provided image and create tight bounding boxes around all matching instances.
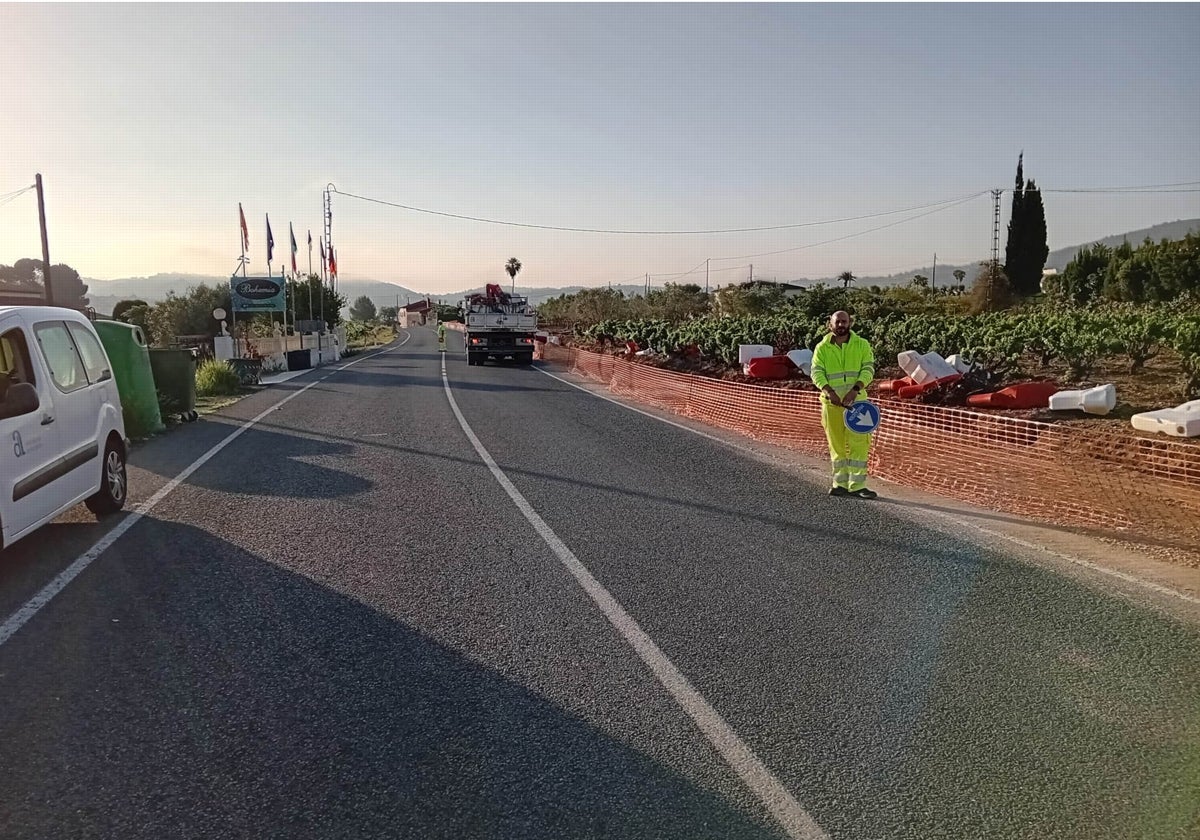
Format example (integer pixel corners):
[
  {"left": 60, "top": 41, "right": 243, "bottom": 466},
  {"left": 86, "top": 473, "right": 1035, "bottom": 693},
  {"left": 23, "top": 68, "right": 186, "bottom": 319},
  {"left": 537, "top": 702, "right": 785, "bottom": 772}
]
[
  {"left": 852, "top": 488, "right": 878, "bottom": 500},
  {"left": 829, "top": 487, "right": 849, "bottom": 497}
]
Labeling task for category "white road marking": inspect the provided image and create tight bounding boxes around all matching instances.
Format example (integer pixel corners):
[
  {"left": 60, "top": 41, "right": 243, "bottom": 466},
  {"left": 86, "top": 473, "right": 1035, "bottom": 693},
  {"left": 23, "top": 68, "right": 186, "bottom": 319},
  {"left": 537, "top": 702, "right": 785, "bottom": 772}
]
[
  {"left": 443, "top": 355, "right": 828, "bottom": 840},
  {"left": 0, "top": 333, "right": 411, "bottom": 648},
  {"left": 535, "top": 365, "right": 1200, "bottom": 608}
]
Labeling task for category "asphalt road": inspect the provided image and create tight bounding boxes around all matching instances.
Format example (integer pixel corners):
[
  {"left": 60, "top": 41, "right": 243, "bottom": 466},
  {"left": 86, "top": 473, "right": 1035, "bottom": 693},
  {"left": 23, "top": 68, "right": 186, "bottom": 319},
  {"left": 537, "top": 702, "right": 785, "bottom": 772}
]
[{"left": 1, "top": 327, "right": 1198, "bottom": 840}]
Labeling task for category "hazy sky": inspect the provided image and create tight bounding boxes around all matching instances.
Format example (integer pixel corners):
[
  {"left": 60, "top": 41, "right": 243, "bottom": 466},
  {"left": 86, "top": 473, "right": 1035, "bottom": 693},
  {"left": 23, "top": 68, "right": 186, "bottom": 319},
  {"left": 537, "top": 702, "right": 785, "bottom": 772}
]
[{"left": 2, "top": 3, "right": 1199, "bottom": 294}]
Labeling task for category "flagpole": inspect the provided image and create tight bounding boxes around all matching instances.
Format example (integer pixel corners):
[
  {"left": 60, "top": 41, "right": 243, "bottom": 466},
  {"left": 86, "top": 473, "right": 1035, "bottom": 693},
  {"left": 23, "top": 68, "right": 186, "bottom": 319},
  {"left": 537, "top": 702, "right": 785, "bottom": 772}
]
[{"left": 307, "top": 230, "right": 314, "bottom": 334}]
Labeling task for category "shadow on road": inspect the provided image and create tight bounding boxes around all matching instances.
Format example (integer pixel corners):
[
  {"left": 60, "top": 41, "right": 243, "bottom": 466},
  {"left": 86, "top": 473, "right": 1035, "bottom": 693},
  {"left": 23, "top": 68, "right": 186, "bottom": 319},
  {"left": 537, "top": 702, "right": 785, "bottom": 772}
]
[{"left": 0, "top": 519, "right": 783, "bottom": 840}]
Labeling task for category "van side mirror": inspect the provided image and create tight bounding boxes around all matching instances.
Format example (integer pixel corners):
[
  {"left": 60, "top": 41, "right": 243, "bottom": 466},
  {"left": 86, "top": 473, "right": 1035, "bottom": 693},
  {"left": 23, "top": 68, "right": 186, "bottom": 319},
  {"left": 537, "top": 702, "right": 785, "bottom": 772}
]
[
  {"left": 0, "top": 382, "right": 40, "bottom": 419},
  {"left": 98, "top": 369, "right": 113, "bottom": 382}
]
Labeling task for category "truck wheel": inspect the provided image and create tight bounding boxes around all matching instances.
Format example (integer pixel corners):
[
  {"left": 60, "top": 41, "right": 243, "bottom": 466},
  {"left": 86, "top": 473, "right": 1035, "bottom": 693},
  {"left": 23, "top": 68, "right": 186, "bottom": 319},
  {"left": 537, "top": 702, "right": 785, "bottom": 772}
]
[
  {"left": 517, "top": 353, "right": 534, "bottom": 366},
  {"left": 469, "top": 352, "right": 484, "bottom": 366}
]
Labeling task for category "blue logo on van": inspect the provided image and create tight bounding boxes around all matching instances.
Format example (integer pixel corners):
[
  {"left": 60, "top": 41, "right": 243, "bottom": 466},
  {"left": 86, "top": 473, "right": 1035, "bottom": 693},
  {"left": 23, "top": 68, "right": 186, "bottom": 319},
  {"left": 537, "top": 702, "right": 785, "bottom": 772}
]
[{"left": 12, "top": 430, "right": 25, "bottom": 457}]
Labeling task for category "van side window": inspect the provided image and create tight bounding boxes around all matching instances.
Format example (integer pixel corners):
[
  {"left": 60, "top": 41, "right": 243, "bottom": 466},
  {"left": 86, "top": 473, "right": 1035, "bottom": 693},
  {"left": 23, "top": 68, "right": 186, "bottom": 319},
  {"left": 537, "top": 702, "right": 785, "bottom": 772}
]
[
  {"left": 0, "top": 328, "right": 37, "bottom": 388},
  {"left": 67, "top": 322, "right": 109, "bottom": 384},
  {"left": 33, "top": 322, "right": 88, "bottom": 394}
]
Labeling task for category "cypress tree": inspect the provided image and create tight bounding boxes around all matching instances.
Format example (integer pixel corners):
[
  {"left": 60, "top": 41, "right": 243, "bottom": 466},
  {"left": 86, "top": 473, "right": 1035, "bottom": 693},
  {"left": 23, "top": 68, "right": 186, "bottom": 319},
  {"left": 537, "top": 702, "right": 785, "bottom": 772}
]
[{"left": 1003, "top": 153, "right": 1050, "bottom": 296}]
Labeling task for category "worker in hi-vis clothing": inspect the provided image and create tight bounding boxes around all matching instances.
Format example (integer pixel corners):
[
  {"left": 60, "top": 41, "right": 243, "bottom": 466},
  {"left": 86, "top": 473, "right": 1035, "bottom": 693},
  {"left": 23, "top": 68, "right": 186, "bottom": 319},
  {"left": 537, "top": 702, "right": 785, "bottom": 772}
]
[
  {"left": 810, "top": 310, "right": 878, "bottom": 499},
  {"left": 437, "top": 320, "right": 447, "bottom": 352}
]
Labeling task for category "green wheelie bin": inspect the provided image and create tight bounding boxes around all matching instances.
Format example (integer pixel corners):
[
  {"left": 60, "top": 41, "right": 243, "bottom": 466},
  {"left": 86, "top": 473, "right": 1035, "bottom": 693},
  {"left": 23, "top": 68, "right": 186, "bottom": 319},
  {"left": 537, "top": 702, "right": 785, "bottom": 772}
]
[
  {"left": 148, "top": 348, "right": 198, "bottom": 422},
  {"left": 93, "top": 320, "right": 165, "bottom": 438}
]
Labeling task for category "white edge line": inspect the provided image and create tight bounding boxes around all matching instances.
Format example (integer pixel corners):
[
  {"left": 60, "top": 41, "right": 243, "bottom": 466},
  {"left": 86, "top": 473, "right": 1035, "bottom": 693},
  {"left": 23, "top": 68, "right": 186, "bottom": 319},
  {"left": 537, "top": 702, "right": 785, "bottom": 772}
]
[
  {"left": 0, "top": 331, "right": 411, "bottom": 648},
  {"left": 534, "top": 364, "right": 1200, "bottom": 609},
  {"left": 444, "top": 355, "right": 827, "bottom": 840}
]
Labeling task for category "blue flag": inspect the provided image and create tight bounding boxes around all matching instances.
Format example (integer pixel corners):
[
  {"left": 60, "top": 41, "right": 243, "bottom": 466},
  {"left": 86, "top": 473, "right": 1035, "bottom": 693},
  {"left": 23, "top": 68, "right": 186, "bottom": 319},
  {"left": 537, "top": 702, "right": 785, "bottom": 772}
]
[{"left": 266, "top": 214, "right": 275, "bottom": 263}]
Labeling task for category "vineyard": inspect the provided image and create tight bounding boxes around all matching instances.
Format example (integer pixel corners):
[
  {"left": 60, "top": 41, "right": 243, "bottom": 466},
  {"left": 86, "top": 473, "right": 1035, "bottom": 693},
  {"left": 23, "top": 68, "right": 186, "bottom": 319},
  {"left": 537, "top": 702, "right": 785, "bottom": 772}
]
[{"left": 579, "top": 304, "right": 1200, "bottom": 406}]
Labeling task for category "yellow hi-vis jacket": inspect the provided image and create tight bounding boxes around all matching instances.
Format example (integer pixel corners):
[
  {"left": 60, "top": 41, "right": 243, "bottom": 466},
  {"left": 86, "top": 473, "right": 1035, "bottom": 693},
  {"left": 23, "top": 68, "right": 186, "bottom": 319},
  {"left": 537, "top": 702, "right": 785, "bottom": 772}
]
[{"left": 811, "top": 331, "right": 875, "bottom": 402}]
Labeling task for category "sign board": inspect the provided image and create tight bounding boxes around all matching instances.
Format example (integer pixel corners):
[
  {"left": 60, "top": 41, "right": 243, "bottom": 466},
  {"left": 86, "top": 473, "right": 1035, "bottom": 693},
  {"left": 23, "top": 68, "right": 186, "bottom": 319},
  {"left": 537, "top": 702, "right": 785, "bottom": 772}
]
[
  {"left": 230, "top": 275, "right": 285, "bottom": 313},
  {"left": 844, "top": 401, "right": 881, "bottom": 434},
  {"left": 297, "top": 319, "right": 324, "bottom": 333}
]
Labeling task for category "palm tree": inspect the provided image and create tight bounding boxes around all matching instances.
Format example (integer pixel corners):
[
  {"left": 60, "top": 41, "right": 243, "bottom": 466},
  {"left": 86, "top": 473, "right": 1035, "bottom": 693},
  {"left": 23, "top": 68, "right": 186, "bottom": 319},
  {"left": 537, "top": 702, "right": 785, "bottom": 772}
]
[
  {"left": 953, "top": 268, "right": 966, "bottom": 290},
  {"left": 505, "top": 257, "right": 522, "bottom": 293},
  {"left": 837, "top": 270, "right": 856, "bottom": 290}
]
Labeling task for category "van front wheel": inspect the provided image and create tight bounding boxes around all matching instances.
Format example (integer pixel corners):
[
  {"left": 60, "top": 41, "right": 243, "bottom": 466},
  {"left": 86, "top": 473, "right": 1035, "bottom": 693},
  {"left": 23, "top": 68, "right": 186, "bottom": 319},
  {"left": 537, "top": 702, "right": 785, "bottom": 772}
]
[{"left": 86, "top": 438, "right": 127, "bottom": 516}]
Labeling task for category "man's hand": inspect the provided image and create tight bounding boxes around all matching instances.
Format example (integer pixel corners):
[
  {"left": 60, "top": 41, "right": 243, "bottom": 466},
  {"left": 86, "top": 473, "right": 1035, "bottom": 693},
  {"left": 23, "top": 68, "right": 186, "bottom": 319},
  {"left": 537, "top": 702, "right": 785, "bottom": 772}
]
[{"left": 840, "top": 388, "right": 859, "bottom": 408}]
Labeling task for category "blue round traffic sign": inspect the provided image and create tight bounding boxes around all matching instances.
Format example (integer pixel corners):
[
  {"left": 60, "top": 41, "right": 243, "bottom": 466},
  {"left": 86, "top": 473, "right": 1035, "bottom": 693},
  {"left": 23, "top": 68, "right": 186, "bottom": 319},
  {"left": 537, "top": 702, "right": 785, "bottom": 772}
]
[{"left": 844, "top": 401, "right": 881, "bottom": 434}]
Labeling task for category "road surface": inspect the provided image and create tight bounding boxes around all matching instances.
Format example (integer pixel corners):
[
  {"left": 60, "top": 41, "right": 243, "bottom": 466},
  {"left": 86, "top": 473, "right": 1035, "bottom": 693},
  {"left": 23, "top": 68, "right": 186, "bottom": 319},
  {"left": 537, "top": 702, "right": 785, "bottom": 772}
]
[{"left": 1, "top": 327, "right": 1198, "bottom": 839}]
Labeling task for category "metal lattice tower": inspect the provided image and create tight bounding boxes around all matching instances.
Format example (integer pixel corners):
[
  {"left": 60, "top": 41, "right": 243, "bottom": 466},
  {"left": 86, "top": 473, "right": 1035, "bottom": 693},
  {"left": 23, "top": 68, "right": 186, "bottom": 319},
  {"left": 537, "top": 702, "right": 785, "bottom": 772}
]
[
  {"left": 324, "top": 186, "right": 334, "bottom": 292},
  {"left": 991, "top": 189, "right": 1003, "bottom": 268}
]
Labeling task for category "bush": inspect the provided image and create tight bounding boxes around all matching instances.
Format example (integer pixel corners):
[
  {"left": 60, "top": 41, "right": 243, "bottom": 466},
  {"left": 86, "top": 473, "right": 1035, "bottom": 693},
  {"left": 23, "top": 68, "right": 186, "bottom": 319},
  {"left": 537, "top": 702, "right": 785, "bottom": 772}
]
[{"left": 195, "top": 360, "right": 241, "bottom": 396}]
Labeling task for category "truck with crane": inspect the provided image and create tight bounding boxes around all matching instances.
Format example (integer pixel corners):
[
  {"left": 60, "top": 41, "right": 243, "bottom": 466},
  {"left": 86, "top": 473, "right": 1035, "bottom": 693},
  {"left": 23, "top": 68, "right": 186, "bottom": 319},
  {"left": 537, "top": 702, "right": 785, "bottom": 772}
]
[{"left": 462, "top": 284, "right": 538, "bottom": 366}]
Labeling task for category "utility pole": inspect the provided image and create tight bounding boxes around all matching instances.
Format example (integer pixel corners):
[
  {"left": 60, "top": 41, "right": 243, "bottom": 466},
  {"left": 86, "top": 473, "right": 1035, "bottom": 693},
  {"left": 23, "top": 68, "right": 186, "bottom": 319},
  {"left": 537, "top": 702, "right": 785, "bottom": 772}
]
[
  {"left": 989, "top": 188, "right": 1003, "bottom": 310},
  {"left": 749, "top": 263, "right": 753, "bottom": 283},
  {"left": 705, "top": 258, "right": 710, "bottom": 294},
  {"left": 324, "top": 184, "right": 335, "bottom": 295},
  {"left": 645, "top": 273, "right": 649, "bottom": 296},
  {"left": 932, "top": 253, "right": 937, "bottom": 291},
  {"left": 35, "top": 173, "right": 53, "bottom": 306}
]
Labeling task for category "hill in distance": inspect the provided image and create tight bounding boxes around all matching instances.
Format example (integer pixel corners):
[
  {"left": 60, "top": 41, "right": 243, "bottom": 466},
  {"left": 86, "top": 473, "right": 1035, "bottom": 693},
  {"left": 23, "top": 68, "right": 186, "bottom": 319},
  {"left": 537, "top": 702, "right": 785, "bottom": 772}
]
[{"left": 77, "top": 218, "right": 1200, "bottom": 314}]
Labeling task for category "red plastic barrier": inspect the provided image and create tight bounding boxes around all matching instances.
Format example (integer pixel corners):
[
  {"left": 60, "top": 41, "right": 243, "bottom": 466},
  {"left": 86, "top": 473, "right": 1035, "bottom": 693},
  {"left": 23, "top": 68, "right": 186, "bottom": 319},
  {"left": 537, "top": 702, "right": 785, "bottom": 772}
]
[
  {"left": 967, "top": 381, "right": 1059, "bottom": 409},
  {"left": 878, "top": 376, "right": 916, "bottom": 393},
  {"left": 746, "top": 355, "right": 792, "bottom": 380},
  {"left": 896, "top": 374, "right": 961, "bottom": 399}
]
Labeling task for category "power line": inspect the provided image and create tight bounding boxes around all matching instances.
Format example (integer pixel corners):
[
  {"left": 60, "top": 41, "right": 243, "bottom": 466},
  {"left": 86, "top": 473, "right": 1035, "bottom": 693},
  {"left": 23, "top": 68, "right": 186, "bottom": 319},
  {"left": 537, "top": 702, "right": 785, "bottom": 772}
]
[
  {"left": 330, "top": 186, "right": 989, "bottom": 235},
  {"left": 709, "top": 192, "right": 988, "bottom": 262},
  {"left": 0, "top": 185, "right": 35, "bottom": 208},
  {"left": 1038, "top": 180, "right": 1200, "bottom": 193}
]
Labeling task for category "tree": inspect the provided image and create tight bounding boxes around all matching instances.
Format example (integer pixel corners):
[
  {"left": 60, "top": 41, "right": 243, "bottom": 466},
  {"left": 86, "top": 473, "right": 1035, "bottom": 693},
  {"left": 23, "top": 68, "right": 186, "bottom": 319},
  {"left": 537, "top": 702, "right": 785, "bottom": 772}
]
[
  {"left": 911, "top": 274, "right": 929, "bottom": 289},
  {"left": 969, "top": 262, "right": 1013, "bottom": 314},
  {"left": 1058, "top": 243, "right": 1111, "bottom": 306},
  {"left": 837, "top": 271, "right": 856, "bottom": 290},
  {"left": 285, "top": 274, "right": 347, "bottom": 328},
  {"left": 378, "top": 305, "right": 398, "bottom": 323},
  {"left": 349, "top": 295, "right": 377, "bottom": 322},
  {"left": 953, "top": 269, "right": 966, "bottom": 289},
  {"left": 112, "top": 299, "right": 148, "bottom": 321},
  {"left": 642, "top": 282, "right": 710, "bottom": 322},
  {"left": 505, "top": 257, "right": 522, "bottom": 291},
  {"left": 0, "top": 257, "right": 89, "bottom": 307},
  {"left": 1003, "top": 152, "right": 1050, "bottom": 296},
  {"left": 115, "top": 301, "right": 151, "bottom": 332},
  {"left": 146, "top": 283, "right": 232, "bottom": 346}
]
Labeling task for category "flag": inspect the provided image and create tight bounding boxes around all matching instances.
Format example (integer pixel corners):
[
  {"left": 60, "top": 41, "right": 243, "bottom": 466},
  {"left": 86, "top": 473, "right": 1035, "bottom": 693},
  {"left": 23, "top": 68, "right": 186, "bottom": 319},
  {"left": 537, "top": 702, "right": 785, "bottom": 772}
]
[
  {"left": 238, "top": 203, "right": 249, "bottom": 252},
  {"left": 266, "top": 215, "right": 275, "bottom": 263},
  {"left": 329, "top": 246, "right": 338, "bottom": 279},
  {"left": 319, "top": 239, "right": 326, "bottom": 272},
  {"left": 290, "top": 222, "right": 298, "bottom": 274},
  {"left": 307, "top": 229, "right": 312, "bottom": 253}
]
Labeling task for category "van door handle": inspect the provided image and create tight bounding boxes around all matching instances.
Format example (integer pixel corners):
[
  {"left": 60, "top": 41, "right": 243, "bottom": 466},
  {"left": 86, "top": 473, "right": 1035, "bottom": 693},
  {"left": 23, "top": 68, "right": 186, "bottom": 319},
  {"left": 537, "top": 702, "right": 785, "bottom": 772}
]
[{"left": 40, "top": 413, "right": 55, "bottom": 425}]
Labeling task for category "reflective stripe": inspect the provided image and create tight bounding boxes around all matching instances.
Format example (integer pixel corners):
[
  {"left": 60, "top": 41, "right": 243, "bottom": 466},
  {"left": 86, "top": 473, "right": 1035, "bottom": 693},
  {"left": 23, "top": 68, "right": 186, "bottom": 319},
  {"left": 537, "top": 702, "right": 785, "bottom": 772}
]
[{"left": 847, "top": 459, "right": 868, "bottom": 468}]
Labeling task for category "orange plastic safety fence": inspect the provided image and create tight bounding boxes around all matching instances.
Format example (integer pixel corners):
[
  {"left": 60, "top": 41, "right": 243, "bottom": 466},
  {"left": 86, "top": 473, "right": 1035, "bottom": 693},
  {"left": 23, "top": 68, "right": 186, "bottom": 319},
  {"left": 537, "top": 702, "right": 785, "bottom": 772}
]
[{"left": 545, "top": 345, "right": 1200, "bottom": 549}]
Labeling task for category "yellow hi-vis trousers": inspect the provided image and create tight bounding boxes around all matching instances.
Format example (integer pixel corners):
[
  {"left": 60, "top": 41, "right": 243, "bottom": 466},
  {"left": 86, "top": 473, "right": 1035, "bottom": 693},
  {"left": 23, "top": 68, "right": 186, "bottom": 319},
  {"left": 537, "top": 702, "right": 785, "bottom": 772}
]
[{"left": 821, "top": 399, "right": 872, "bottom": 491}]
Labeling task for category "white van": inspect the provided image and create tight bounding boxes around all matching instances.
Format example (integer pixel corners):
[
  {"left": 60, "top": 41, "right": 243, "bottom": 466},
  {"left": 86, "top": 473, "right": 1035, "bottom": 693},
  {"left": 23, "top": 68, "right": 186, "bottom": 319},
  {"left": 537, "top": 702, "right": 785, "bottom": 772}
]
[{"left": 0, "top": 306, "right": 128, "bottom": 550}]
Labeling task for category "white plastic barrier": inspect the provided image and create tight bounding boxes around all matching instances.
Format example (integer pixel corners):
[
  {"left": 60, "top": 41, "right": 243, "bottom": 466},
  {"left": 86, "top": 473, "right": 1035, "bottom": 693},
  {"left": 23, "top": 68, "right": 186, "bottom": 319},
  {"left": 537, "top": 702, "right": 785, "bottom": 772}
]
[
  {"left": 1048, "top": 384, "right": 1117, "bottom": 416},
  {"left": 786, "top": 348, "right": 814, "bottom": 377},
  {"left": 1130, "top": 399, "right": 1200, "bottom": 438},
  {"left": 738, "top": 344, "right": 774, "bottom": 365},
  {"left": 946, "top": 354, "right": 974, "bottom": 375},
  {"left": 897, "top": 350, "right": 958, "bottom": 385}
]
